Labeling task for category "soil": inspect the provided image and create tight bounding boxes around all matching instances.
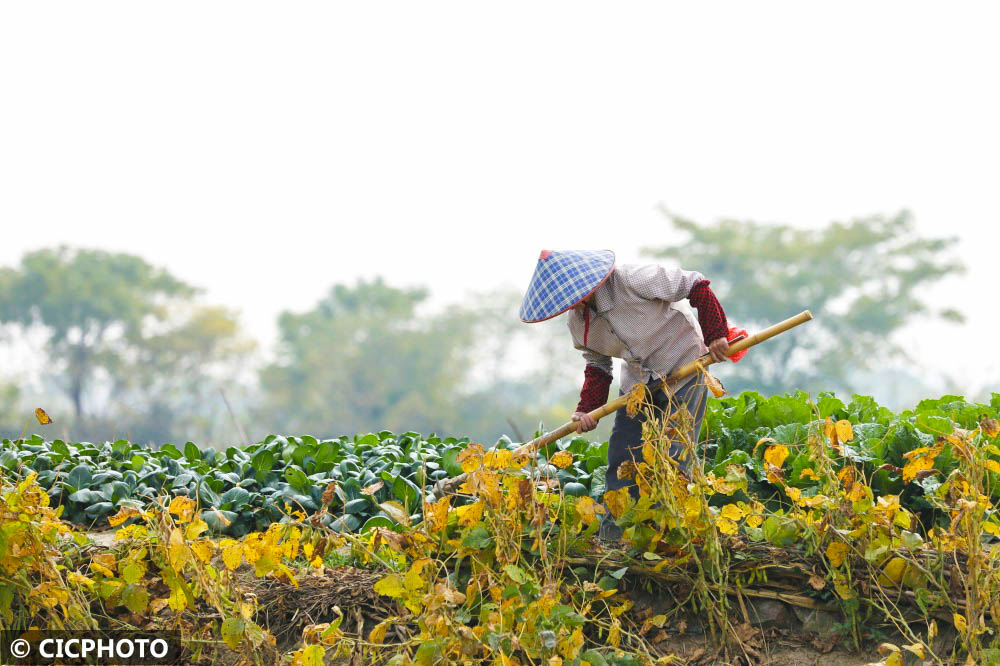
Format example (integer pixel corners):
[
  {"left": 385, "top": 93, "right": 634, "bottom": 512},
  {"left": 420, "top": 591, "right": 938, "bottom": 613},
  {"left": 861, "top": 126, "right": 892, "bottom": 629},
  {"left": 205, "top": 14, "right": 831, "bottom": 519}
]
[{"left": 657, "top": 633, "right": 880, "bottom": 665}]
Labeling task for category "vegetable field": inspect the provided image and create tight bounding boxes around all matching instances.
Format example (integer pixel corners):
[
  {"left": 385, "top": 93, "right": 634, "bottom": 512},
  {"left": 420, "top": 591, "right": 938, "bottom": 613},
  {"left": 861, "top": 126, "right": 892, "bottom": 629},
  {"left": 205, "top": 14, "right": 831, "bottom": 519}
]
[{"left": 3, "top": 389, "right": 1000, "bottom": 664}]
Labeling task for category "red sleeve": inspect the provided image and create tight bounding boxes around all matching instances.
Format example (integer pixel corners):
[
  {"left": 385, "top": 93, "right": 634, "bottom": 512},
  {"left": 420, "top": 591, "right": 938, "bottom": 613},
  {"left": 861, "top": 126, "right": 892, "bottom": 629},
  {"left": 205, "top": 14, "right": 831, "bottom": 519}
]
[
  {"left": 688, "top": 279, "right": 729, "bottom": 345},
  {"left": 576, "top": 365, "right": 612, "bottom": 413}
]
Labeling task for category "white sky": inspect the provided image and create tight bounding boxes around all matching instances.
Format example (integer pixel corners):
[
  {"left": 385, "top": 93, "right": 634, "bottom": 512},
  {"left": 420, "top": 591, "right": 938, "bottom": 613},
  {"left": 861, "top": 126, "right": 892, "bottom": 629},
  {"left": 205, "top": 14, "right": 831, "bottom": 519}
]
[{"left": 2, "top": 2, "right": 998, "bottom": 396}]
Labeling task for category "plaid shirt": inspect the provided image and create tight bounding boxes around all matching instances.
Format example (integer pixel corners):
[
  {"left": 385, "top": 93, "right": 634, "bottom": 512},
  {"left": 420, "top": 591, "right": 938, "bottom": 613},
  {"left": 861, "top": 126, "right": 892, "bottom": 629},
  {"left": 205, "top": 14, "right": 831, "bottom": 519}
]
[{"left": 568, "top": 264, "right": 708, "bottom": 394}]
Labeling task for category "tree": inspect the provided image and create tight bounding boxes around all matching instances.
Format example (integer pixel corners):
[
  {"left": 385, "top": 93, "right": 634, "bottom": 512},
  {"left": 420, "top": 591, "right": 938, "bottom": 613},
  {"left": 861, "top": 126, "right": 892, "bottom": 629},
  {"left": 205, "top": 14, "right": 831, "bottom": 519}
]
[
  {"left": 111, "top": 304, "right": 257, "bottom": 444},
  {"left": 0, "top": 247, "right": 255, "bottom": 442},
  {"left": 259, "top": 278, "right": 475, "bottom": 437},
  {"left": 644, "top": 209, "right": 965, "bottom": 396}
]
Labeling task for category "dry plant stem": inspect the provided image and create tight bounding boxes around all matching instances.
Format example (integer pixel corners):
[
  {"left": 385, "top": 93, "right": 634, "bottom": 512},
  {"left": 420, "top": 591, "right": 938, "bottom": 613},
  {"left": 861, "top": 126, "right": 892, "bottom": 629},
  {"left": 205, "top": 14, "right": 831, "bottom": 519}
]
[{"left": 433, "top": 310, "right": 814, "bottom": 497}]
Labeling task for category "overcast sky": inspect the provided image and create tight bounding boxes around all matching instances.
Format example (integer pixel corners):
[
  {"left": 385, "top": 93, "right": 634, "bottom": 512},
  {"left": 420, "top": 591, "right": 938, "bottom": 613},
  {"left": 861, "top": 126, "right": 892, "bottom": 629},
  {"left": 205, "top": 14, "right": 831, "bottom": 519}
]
[{"left": 2, "top": 2, "right": 998, "bottom": 396}]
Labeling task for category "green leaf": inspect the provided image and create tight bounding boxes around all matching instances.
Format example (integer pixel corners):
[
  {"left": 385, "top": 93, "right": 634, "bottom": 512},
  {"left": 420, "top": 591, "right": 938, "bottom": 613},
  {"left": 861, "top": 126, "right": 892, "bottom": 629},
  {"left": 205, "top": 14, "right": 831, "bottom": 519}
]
[
  {"left": 85, "top": 502, "right": 114, "bottom": 519},
  {"left": 461, "top": 527, "right": 492, "bottom": 550},
  {"left": 69, "top": 489, "right": 107, "bottom": 504},
  {"left": 251, "top": 450, "right": 275, "bottom": 482},
  {"left": 344, "top": 498, "right": 370, "bottom": 514},
  {"left": 66, "top": 464, "right": 92, "bottom": 491},
  {"left": 184, "top": 441, "right": 201, "bottom": 461},
  {"left": 392, "top": 476, "right": 419, "bottom": 508},
  {"left": 52, "top": 440, "right": 72, "bottom": 457},
  {"left": 580, "top": 650, "right": 609, "bottom": 666},
  {"left": 221, "top": 617, "right": 245, "bottom": 650},
  {"left": 121, "top": 584, "right": 149, "bottom": 614},
  {"left": 441, "top": 448, "right": 463, "bottom": 477},
  {"left": 284, "top": 467, "right": 310, "bottom": 493},
  {"left": 203, "top": 510, "right": 238, "bottom": 533},
  {"left": 122, "top": 563, "right": 144, "bottom": 585},
  {"left": 220, "top": 487, "right": 252, "bottom": 510},
  {"left": 360, "top": 516, "right": 397, "bottom": 533},
  {"left": 503, "top": 565, "right": 527, "bottom": 584},
  {"left": 160, "top": 444, "right": 183, "bottom": 460}
]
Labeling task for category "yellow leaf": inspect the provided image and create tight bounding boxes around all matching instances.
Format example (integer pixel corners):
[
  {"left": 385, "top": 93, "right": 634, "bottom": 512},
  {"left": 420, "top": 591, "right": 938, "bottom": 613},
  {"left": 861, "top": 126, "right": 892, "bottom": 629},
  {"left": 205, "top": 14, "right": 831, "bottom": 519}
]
[
  {"left": 404, "top": 558, "right": 432, "bottom": 592},
  {"left": 222, "top": 542, "right": 244, "bottom": 571},
  {"left": 300, "top": 645, "right": 325, "bottom": 666},
  {"left": 642, "top": 441, "right": 656, "bottom": 464},
  {"left": 369, "top": 619, "right": 391, "bottom": 644},
  {"left": 190, "top": 540, "right": 214, "bottom": 563},
  {"left": 168, "top": 585, "right": 187, "bottom": 612},
  {"left": 625, "top": 383, "right": 647, "bottom": 417},
  {"left": 785, "top": 486, "right": 802, "bottom": 502},
  {"left": 603, "top": 488, "right": 631, "bottom": 519},
  {"left": 374, "top": 574, "right": 405, "bottom": 599},
  {"left": 745, "top": 514, "right": 763, "bottom": 528},
  {"left": 457, "top": 443, "right": 485, "bottom": 473},
  {"left": 763, "top": 445, "right": 789, "bottom": 469},
  {"left": 720, "top": 504, "right": 745, "bottom": 521},
  {"left": 92, "top": 553, "right": 116, "bottom": 577},
  {"left": 846, "top": 483, "right": 868, "bottom": 502},
  {"left": 886, "top": 652, "right": 903, "bottom": 666},
  {"left": 835, "top": 420, "right": 854, "bottom": 443},
  {"left": 953, "top": 613, "right": 968, "bottom": 633},
  {"left": 575, "top": 496, "right": 604, "bottom": 526},
  {"left": 483, "top": 450, "right": 513, "bottom": 469},
  {"left": 902, "top": 643, "right": 926, "bottom": 658},
  {"left": 716, "top": 517, "right": 738, "bottom": 535},
  {"left": 558, "top": 627, "right": 584, "bottom": 661},
  {"left": 902, "top": 456, "right": 935, "bottom": 484},
  {"left": 799, "top": 468, "right": 818, "bottom": 481},
  {"left": 34, "top": 407, "right": 53, "bottom": 425},
  {"left": 608, "top": 618, "right": 622, "bottom": 647},
  {"left": 986, "top": 460, "right": 1000, "bottom": 475},
  {"left": 185, "top": 519, "right": 209, "bottom": 541},
  {"left": 880, "top": 557, "right": 906, "bottom": 585},
  {"left": 550, "top": 450, "right": 574, "bottom": 470},
  {"left": 982, "top": 418, "right": 1000, "bottom": 438},
  {"left": 378, "top": 501, "right": 411, "bottom": 527},
  {"left": 826, "top": 541, "right": 849, "bottom": 568},
  {"left": 168, "top": 496, "right": 197, "bottom": 524},
  {"left": 833, "top": 578, "right": 854, "bottom": 599},
  {"left": 67, "top": 571, "right": 95, "bottom": 587},
  {"left": 616, "top": 461, "right": 637, "bottom": 481},
  {"left": 424, "top": 496, "right": 450, "bottom": 533},
  {"left": 108, "top": 506, "right": 140, "bottom": 527},
  {"left": 985, "top": 521, "right": 1000, "bottom": 537},
  {"left": 703, "top": 372, "right": 727, "bottom": 398},
  {"left": 455, "top": 501, "right": 484, "bottom": 527}
]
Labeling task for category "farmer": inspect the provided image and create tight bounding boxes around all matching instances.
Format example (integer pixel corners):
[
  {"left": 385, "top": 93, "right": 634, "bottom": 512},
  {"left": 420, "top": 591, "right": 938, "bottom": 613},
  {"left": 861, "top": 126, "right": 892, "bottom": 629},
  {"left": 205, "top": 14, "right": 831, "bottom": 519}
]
[{"left": 519, "top": 250, "right": 743, "bottom": 541}]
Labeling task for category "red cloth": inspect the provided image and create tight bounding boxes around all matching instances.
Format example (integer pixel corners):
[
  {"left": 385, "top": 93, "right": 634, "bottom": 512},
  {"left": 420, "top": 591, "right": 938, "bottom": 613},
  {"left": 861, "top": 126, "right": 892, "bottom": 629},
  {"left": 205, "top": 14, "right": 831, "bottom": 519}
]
[
  {"left": 576, "top": 364, "right": 612, "bottom": 413},
  {"left": 688, "top": 280, "right": 729, "bottom": 345},
  {"left": 727, "top": 326, "right": 749, "bottom": 363}
]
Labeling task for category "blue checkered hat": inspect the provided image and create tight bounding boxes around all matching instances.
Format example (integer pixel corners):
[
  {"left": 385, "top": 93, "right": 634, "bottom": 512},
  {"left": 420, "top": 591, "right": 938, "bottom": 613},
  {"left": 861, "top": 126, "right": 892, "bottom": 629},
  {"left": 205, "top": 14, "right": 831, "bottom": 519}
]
[{"left": 519, "top": 250, "right": 616, "bottom": 323}]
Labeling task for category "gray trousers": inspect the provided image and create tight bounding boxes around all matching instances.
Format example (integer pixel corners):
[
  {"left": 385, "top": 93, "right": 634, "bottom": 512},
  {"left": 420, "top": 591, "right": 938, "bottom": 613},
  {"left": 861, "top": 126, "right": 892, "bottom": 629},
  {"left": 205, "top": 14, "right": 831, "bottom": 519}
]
[{"left": 605, "top": 375, "right": 708, "bottom": 499}]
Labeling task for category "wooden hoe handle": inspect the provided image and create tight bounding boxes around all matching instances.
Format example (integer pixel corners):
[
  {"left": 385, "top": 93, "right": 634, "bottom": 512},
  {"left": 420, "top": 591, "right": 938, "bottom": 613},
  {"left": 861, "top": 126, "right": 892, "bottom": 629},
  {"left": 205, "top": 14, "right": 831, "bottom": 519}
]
[{"left": 432, "top": 310, "right": 813, "bottom": 498}]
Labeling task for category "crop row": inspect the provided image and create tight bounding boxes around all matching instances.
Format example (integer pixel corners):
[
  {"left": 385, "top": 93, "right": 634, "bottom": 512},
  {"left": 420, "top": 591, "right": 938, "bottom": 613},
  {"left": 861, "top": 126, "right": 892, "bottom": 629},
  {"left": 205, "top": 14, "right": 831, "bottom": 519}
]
[{"left": 2, "top": 390, "right": 997, "bottom": 536}]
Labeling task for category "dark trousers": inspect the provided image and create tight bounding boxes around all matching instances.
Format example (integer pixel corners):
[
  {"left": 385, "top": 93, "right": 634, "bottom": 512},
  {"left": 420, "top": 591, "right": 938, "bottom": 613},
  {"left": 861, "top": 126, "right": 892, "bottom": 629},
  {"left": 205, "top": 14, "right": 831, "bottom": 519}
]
[{"left": 605, "top": 375, "right": 708, "bottom": 499}]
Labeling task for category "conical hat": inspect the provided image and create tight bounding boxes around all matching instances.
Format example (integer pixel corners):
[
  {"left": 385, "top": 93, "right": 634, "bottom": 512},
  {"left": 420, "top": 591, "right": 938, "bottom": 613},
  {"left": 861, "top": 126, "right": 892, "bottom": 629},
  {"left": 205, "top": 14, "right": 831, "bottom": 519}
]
[{"left": 519, "top": 250, "right": 615, "bottom": 323}]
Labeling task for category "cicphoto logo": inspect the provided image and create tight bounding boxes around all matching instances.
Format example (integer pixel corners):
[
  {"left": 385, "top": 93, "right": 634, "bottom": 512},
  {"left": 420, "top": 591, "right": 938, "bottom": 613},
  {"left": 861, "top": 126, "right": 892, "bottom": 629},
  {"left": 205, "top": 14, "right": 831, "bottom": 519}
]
[{"left": 1, "top": 631, "right": 182, "bottom": 665}]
